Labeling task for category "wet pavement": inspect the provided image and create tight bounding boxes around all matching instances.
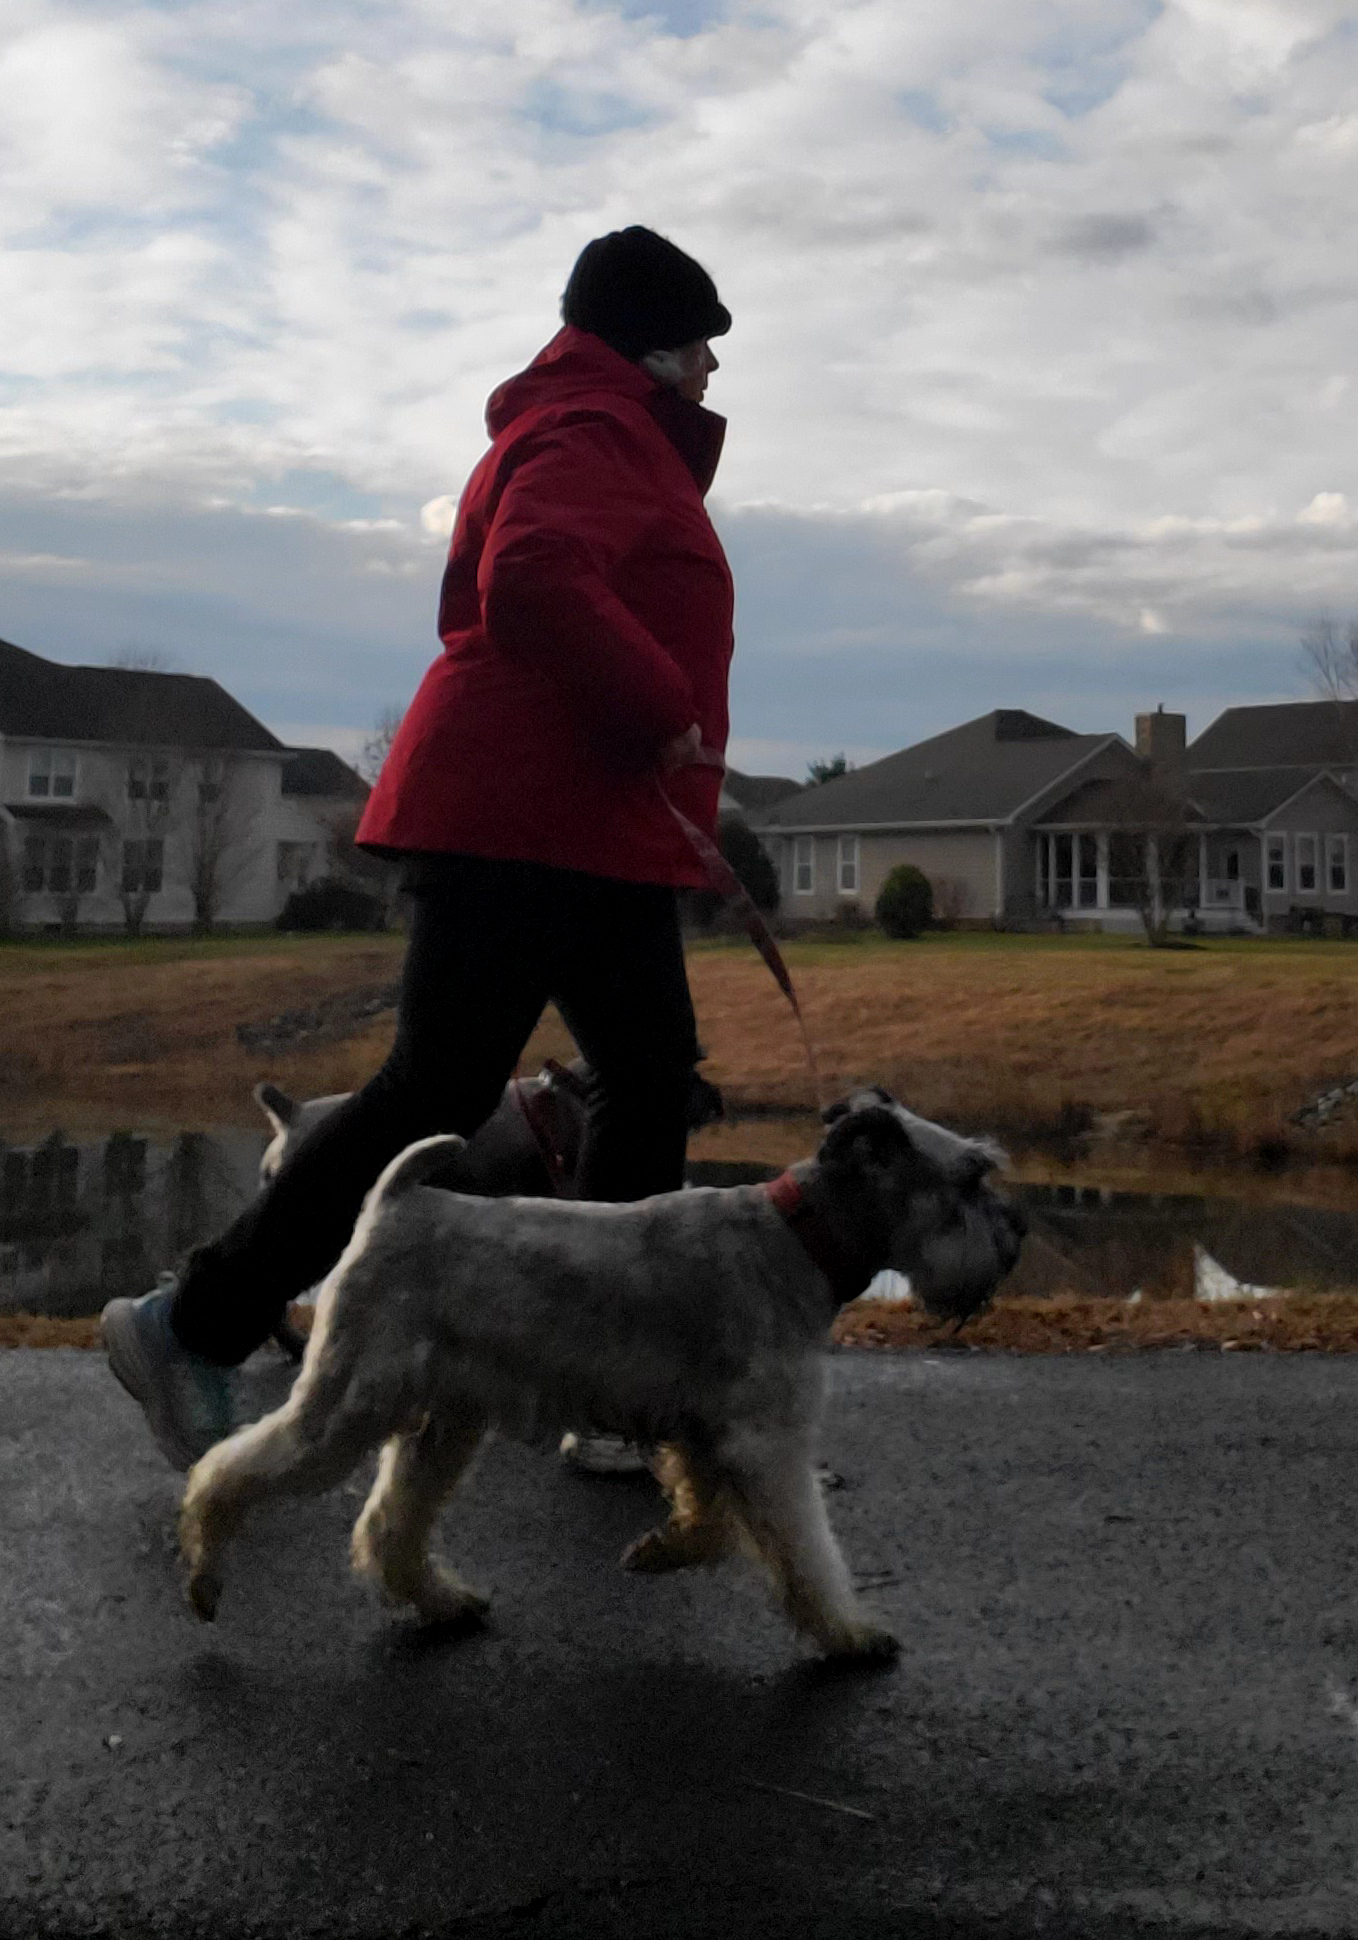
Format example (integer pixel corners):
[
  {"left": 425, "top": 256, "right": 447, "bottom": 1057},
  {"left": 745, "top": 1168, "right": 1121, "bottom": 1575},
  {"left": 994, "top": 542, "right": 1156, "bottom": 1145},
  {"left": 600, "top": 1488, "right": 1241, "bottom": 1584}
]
[{"left": 6, "top": 1349, "right": 1358, "bottom": 1936}]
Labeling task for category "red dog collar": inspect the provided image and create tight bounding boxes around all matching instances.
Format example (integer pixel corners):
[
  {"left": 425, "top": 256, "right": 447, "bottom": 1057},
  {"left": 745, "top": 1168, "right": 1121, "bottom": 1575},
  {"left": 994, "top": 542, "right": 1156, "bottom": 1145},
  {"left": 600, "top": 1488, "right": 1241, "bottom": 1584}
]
[{"left": 762, "top": 1170, "right": 879, "bottom": 1304}]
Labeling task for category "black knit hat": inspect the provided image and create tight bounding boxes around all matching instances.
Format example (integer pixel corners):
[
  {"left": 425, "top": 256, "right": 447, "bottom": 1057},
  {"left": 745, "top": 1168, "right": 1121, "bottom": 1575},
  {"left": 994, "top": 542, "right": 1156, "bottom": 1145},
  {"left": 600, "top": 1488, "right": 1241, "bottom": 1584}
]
[{"left": 561, "top": 226, "right": 731, "bottom": 359}]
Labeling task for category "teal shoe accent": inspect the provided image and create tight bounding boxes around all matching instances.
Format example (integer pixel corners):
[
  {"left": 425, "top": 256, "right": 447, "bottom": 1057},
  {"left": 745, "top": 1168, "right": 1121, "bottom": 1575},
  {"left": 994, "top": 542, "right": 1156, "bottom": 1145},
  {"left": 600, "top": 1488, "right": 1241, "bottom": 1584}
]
[{"left": 101, "top": 1286, "right": 235, "bottom": 1472}]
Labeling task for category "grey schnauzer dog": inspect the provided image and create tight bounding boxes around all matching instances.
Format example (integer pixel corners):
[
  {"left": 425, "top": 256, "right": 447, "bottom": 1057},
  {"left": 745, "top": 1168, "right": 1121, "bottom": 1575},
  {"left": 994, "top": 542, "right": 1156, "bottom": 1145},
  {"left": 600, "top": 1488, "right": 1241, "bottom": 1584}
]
[{"left": 180, "top": 1088, "right": 1024, "bottom": 1662}]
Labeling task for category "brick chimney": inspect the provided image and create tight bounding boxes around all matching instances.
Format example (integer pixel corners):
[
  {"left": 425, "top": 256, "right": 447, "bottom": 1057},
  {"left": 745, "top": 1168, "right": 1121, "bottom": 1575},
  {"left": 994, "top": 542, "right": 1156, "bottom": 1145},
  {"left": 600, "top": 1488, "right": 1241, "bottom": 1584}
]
[{"left": 1135, "top": 705, "right": 1186, "bottom": 769}]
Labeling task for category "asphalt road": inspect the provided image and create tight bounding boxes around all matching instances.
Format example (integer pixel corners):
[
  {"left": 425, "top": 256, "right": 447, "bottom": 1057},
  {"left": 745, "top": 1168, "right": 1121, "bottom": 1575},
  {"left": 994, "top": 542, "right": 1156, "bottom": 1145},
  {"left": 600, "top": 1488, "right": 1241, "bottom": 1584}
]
[{"left": 5, "top": 1347, "right": 1358, "bottom": 1940}]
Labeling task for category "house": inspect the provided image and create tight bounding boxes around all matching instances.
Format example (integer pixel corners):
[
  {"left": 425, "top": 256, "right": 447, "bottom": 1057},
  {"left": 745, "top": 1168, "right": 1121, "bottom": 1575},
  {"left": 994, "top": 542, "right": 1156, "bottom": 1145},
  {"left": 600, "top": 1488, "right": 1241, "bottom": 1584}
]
[
  {"left": 753, "top": 709, "right": 1140, "bottom": 925},
  {"left": 0, "top": 637, "right": 369, "bottom": 932},
  {"left": 1032, "top": 704, "right": 1358, "bottom": 933},
  {"left": 274, "top": 745, "right": 373, "bottom": 897},
  {"left": 752, "top": 701, "right": 1358, "bottom": 934}
]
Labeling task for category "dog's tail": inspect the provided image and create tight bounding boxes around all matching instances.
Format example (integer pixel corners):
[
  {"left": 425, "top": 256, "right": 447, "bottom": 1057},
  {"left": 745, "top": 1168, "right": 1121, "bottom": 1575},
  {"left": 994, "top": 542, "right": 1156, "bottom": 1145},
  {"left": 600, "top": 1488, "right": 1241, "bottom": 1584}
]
[{"left": 370, "top": 1134, "right": 467, "bottom": 1204}]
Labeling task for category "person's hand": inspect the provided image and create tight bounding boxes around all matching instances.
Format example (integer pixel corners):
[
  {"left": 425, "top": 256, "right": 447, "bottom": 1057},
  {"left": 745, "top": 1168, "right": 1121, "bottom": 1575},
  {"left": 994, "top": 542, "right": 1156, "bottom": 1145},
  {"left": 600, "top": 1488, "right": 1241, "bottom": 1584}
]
[{"left": 659, "top": 722, "right": 703, "bottom": 772}]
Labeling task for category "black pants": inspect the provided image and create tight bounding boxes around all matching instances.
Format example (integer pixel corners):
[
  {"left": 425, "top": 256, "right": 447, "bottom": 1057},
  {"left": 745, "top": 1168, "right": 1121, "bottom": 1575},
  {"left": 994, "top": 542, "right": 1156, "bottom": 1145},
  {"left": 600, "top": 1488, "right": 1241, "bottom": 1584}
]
[{"left": 171, "top": 856, "right": 700, "bottom": 1366}]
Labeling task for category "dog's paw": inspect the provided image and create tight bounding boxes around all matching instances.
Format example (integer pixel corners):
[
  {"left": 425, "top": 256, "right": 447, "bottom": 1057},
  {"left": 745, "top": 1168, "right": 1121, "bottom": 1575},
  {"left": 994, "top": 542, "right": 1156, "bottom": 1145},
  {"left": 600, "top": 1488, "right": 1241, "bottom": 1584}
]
[
  {"left": 621, "top": 1526, "right": 690, "bottom": 1573},
  {"left": 413, "top": 1576, "right": 490, "bottom": 1631},
  {"left": 821, "top": 1622, "right": 900, "bottom": 1666},
  {"left": 186, "top": 1569, "right": 221, "bottom": 1624}
]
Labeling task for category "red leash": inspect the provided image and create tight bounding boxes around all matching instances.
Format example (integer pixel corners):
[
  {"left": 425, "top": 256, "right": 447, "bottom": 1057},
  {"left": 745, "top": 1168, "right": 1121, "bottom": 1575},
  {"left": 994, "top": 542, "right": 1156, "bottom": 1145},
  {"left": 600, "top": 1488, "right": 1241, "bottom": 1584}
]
[
  {"left": 660, "top": 755, "right": 825, "bottom": 1111},
  {"left": 510, "top": 1077, "right": 572, "bottom": 1197}
]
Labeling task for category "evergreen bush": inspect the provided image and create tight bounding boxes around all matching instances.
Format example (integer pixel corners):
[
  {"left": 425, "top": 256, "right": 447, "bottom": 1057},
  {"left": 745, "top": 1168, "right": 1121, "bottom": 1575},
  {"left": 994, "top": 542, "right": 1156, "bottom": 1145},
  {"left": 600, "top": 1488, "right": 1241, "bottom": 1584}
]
[{"left": 875, "top": 864, "right": 933, "bottom": 938}]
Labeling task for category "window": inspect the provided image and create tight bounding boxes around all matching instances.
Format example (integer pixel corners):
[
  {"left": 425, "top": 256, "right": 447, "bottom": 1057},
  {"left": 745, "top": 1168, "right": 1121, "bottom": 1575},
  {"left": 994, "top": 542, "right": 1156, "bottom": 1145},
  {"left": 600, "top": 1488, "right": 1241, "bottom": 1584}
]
[
  {"left": 793, "top": 836, "right": 815, "bottom": 895},
  {"left": 1265, "top": 835, "right": 1286, "bottom": 892},
  {"left": 1295, "top": 833, "right": 1318, "bottom": 894},
  {"left": 122, "top": 838, "right": 164, "bottom": 895},
  {"left": 1327, "top": 834, "right": 1349, "bottom": 895},
  {"left": 20, "top": 833, "right": 98, "bottom": 895},
  {"left": 837, "top": 835, "right": 859, "bottom": 895},
  {"left": 27, "top": 749, "right": 76, "bottom": 798},
  {"left": 276, "top": 840, "right": 316, "bottom": 888},
  {"left": 127, "top": 756, "right": 171, "bottom": 803}
]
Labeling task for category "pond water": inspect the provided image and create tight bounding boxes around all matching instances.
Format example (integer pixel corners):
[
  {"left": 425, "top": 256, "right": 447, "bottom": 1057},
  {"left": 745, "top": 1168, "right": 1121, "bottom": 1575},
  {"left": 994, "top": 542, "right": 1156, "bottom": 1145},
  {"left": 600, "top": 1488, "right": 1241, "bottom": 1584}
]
[{"left": 2, "top": 1126, "right": 1356, "bottom": 1318}]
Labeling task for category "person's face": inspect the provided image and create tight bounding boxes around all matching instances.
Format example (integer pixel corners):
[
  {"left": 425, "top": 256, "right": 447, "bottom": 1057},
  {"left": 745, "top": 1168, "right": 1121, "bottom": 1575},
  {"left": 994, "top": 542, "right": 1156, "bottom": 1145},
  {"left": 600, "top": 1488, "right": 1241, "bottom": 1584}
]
[{"left": 675, "top": 338, "right": 720, "bottom": 403}]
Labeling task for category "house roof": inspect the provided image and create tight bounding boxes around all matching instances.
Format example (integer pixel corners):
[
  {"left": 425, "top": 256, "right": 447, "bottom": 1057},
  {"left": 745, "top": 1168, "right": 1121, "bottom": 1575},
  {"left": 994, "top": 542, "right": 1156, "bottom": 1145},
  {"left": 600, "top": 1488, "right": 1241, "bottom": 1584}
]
[
  {"left": 720, "top": 768, "right": 802, "bottom": 815},
  {"left": 755, "top": 711, "right": 1115, "bottom": 830},
  {"left": 1035, "top": 774, "right": 1207, "bottom": 829},
  {"left": 282, "top": 747, "right": 370, "bottom": 801},
  {"left": 1188, "top": 698, "right": 1358, "bottom": 771},
  {"left": 1183, "top": 768, "right": 1332, "bottom": 825},
  {"left": 0, "top": 638, "right": 287, "bottom": 754},
  {"left": 4, "top": 803, "right": 115, "bottom": 830}
]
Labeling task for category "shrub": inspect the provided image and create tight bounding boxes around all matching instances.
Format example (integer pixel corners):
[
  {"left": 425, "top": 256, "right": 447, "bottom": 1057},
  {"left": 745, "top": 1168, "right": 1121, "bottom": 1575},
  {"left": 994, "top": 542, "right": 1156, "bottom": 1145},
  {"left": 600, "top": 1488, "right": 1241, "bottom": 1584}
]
[
  {"left": 875, "top": 864, "right": 933, "bottom": 939},
  {"left": 277, "top": 878, "right": 387, "bottom": 933}
]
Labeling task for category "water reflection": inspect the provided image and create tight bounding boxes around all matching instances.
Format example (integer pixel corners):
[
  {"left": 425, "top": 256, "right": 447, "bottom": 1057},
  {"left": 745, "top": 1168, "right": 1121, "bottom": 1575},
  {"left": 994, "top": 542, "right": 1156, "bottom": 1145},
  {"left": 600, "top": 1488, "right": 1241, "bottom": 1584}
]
[
  {"left": 0, "top": 1128, "right": 261, "bottom": 1317},
  {"left": 2, "top": 1131, "right": 1356, "bottom": 1317}
]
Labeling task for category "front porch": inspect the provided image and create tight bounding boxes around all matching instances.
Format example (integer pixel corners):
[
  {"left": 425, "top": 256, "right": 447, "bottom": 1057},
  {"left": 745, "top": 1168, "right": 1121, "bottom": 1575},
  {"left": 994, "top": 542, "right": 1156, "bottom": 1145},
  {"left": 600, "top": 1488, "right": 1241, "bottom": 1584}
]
[{"left": 1033, "top": 830, "right": 1262, "bottom": 932}]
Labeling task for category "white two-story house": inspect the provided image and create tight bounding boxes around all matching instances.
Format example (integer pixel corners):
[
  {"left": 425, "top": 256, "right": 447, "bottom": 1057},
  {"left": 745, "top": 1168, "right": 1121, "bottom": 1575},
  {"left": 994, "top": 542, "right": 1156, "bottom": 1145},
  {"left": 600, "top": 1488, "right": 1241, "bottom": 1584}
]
[{"left": 0, "top": 637, "right": 369, "bottom": 933}]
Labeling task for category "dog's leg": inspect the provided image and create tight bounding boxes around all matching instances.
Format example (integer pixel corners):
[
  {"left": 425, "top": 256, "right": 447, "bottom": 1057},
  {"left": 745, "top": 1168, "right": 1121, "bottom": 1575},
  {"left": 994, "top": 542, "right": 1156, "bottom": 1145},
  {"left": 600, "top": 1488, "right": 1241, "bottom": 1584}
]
[
  {"left": 717, "top": 1434, "right": 899, "bottom": 1663},
  {"left": 350, "top": 1406, "right": 490, "bottom": 1628},
  {"left": 621, "top": 1444, "right": 734, "bottom": 1574},
  {"left": 179, "top": 1393, "right": 384, "bottom": 1623}
]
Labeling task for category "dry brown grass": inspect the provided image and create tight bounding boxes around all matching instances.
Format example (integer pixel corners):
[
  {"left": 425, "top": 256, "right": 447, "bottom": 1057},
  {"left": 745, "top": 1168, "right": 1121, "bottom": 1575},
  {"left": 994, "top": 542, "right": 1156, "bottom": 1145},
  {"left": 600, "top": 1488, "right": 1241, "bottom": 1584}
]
[
  {"left": 13, "top": 1292, "right": 1358, "bottom": 1354},
  {"left": 3, "top": 930, "right": 1357, "bottom": 1169},
  {"left": 684, "top": 934, "right": 1358, "bottom": 1165},
  {"left": 834, "top": 1292, "right": 1358, "bottom": 1354}
]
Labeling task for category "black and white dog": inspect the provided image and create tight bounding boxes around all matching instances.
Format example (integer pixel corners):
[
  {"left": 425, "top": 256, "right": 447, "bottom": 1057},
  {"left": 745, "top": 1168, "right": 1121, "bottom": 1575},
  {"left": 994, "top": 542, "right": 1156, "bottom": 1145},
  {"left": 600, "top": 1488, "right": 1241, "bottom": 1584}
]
[{"left": 256, "top": 1061, "right": 725, "bottom": 1356}]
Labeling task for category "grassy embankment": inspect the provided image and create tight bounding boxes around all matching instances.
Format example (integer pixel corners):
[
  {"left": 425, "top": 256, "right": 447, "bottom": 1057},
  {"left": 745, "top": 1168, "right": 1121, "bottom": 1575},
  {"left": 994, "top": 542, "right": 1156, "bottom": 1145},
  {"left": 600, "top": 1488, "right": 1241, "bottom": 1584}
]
[
  {"left": 4, "top": 928, "right": 1358, "bottom": 1352},
  {"left": 3, "top": 926, "right": 1356, "bottom": 1166}
]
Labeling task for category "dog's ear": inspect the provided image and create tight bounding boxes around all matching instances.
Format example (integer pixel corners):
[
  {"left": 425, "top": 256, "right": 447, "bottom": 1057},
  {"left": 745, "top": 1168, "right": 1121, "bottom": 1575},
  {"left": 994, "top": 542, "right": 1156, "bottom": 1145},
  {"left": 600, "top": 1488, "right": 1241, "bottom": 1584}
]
[
  {"left": 820, "top": 1105, "right": 917, "bottom": 1173},
  {"left": 254, "top": 1081, "right": 296, "bottom": 1133},
  {"left": 821, "top": 1084, "right": 897, "bottom": 1127}
]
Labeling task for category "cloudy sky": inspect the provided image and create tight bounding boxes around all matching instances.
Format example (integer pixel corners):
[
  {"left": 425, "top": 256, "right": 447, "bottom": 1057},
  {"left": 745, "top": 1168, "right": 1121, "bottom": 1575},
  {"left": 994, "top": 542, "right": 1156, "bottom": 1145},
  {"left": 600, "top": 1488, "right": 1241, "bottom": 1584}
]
[{"left": 3, "top": 0, "right": 1357, "bottom": 777}]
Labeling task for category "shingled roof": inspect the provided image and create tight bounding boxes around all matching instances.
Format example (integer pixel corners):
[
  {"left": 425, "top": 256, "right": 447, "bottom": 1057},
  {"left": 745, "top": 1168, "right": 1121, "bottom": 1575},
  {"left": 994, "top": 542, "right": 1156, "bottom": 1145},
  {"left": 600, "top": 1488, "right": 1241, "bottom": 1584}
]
[
  {"left": 755, "top": 711, "right": 1119, "bottom": 830},
  {"left": 1188, "top": 699, "right": 1358, "bottom": 771},
  {"left": 0, "top": 638, "right": 286, "bottom": 754},
  {"left": 282, "top": 747, "right": 370, "bottom": 801},
  {"left": 720, "top": 768, "right": 802, "bottom": 815}
]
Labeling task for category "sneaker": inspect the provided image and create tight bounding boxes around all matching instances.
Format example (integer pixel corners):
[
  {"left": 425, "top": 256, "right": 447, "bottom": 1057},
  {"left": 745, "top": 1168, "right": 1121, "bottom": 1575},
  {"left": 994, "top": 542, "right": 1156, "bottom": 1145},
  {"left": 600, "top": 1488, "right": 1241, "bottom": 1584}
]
[
  {"left": 101, "top": 1282, "right": 235, "bottom": 1472},
  {"left": 558, "top": 1431, "right": 651, "bottom": 1478}
]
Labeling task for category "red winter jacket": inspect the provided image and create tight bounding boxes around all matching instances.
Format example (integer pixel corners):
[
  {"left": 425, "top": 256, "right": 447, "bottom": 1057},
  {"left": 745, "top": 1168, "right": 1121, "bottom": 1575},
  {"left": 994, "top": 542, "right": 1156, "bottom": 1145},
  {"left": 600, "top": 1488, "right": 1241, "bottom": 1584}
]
[{"left": 356, "top": 327, "right": 735, "bottom": 887}]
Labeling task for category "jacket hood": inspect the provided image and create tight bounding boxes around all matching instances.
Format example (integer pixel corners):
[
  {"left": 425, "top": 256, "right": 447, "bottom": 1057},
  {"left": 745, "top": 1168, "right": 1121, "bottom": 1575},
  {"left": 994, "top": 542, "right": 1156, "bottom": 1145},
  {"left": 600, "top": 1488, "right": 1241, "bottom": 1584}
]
[{"left": 486, "top": 326, "right": 726, "bottom": 495}]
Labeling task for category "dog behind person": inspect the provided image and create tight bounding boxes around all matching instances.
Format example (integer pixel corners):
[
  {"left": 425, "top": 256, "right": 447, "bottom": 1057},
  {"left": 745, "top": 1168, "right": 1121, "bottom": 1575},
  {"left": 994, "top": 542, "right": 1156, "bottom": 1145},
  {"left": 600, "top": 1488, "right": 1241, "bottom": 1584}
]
[{"left": 180, "top": 1088, "right": 1024, "bottom": 1662}]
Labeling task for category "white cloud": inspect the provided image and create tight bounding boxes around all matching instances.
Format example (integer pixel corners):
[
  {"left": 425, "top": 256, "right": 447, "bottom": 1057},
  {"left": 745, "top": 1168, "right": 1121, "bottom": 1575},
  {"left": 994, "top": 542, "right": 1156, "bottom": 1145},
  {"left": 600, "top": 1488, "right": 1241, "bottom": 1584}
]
[
  {"left": 4, "top": 0, "right": 1358, "bottom": 754},
  {"left": 1298, "top": 491, "right": 1352, "bottom": 527}
]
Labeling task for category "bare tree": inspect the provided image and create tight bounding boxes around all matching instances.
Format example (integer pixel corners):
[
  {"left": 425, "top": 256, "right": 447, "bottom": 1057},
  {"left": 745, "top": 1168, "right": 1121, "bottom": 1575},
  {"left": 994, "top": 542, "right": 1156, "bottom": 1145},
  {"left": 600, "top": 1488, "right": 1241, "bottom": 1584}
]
[
  {"left": 360, "top": 706, "right": 404, "bottom": 784},
  {"left": 1301, "top": 613, "right": 1358, "bottom": 704},
  {"left": 1300, "top": 613, "right": 1358, "bottom": 780},
  {"left": 1101, "top": 773, "right": 1200, "bottom": 948},
  {"left": 182, "top": 756, "right": 263, "bottom": 934},
  {"left": 106, "top": 645, "right": 182, "bottom": 672},
  {"left": 112, "top": 751, "right": 179, "bottom": 937}
]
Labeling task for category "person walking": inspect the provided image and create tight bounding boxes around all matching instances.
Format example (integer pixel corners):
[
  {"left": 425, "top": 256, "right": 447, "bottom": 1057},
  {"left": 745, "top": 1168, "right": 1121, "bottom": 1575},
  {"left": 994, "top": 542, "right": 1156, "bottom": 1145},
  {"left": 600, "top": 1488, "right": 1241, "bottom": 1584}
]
[{"left": 102, "top": 225, "right": 735, "bottom": 1472}]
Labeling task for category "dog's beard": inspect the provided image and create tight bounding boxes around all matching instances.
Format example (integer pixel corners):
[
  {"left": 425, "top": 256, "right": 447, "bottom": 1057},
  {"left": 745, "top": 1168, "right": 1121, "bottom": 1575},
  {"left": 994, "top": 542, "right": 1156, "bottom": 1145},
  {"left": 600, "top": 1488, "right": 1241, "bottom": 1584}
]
[{"left": 902, "top": 1198, "right": 1019, "bottom": 1325}]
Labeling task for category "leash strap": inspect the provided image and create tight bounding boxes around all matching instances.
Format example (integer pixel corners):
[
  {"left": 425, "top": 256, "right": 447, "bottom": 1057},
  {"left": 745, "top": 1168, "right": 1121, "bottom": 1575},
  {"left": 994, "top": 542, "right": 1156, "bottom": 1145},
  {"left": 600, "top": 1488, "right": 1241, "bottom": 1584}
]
[
  {"left": 659, "top": 756, "right": 825, "bottom": 1110},
  {"left": 510, "top": 1077, "right": 571, "bottom": 1197}
]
